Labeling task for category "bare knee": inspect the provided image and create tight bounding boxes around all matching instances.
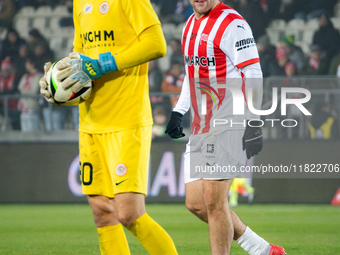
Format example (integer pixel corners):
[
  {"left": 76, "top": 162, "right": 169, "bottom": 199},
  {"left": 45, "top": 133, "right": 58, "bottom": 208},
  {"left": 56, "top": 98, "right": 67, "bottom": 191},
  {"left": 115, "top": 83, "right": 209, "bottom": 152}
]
[
  {"left": 88, "top": 196, "right": 117, "bottom": 227},
  {"left": 118, "top": 212, "right": 139, "bottom": 227},
  {"left": 114, "top": 193, "right": 146, "bottom": 227},
  {"left": 186, "top": 199, "right": 208, "bottom": 222}
]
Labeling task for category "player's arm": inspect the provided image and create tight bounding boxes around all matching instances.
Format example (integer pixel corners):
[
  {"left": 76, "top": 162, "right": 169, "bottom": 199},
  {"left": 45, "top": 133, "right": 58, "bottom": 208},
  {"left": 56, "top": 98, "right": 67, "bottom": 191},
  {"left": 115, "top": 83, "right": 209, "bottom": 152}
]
[
  {"left": 240, "top": 62, "right": 264, "bottom": 159},
  {"left": 52, "top": 24, "right": 166, "bottom": 94},
  {"left": 220, "top": 19, "right": 263, "bottom": 158},
  {"left": 114, "top": 24, "right": 166, "bottom": 70},
  {"left": 97, "top": 23, "right": 166, "bottom": 72},
  {"left": 165, "top": 75, "right": 190, "bottom": 139},
  {"left": 241, "top": 62, "right": 263, "bottom": 120}
]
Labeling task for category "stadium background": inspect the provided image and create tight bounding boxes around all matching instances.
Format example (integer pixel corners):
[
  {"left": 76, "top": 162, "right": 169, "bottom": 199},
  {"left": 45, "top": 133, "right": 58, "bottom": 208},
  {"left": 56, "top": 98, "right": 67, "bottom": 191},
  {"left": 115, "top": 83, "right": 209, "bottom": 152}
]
[{"left": 0, "top": 0, "right": 339, "bottom": 206}]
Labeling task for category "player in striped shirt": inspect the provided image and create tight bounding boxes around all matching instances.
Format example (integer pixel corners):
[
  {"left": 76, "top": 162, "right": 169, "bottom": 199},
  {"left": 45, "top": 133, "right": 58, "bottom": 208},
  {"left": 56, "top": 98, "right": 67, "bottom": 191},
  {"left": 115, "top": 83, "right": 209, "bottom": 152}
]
[{"left": 166, "top": 0, "right": 286, "bottom": 254}]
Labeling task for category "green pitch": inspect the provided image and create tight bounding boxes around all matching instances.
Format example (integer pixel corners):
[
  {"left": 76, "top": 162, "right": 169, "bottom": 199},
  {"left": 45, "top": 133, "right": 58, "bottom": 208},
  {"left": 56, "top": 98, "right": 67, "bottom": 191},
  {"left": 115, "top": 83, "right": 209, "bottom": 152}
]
[{"left": 0, "top": 204, "right": 339, "bottom": 254}]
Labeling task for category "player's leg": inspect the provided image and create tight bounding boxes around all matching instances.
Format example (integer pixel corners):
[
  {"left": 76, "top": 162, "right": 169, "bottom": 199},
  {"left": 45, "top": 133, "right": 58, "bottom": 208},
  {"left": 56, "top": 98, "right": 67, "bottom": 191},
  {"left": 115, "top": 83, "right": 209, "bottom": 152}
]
[
  {"left": 185, "top": 179, "right": 208, "bottom": 222},
  {"left": 185, "top": 151, "right": 285, "bottom": 254},
  {"left": 114, "top": 192, "right": 178, "bottom": 255},
  {"left": 202, "top": 179, "right": 234, "bottom": 255},
  {"left": 109, "top": 126, "right": 178, "bottom": 255},
  {"left": 186, "top": 179, "right": 248, "bottom": 240},
  {"left": 230, "top": 210, "right": 286, "bottom": 254},
  {"left": 186, "top": 179, "right": 285, "bottom": 255},
  {"left": 79, "top": 132, "right": 130, "bottom": 255},
  {"left": 87, "top": 195, "right": 130, "bottom": 255}
]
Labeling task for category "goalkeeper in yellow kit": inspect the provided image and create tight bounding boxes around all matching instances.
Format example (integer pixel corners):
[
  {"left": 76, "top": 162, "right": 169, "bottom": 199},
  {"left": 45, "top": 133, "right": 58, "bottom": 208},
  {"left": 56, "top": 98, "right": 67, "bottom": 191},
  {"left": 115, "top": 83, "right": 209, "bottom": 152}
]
[{"left": 39, "top": 0, "right": 178, "bottom": 254}]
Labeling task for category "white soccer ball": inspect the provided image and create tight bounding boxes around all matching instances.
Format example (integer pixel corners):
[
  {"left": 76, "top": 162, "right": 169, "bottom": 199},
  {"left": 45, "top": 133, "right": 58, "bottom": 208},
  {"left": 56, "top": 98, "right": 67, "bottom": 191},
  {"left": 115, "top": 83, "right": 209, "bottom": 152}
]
[{"left": 46, "top": 61, "right": 92, "bottom": 106}]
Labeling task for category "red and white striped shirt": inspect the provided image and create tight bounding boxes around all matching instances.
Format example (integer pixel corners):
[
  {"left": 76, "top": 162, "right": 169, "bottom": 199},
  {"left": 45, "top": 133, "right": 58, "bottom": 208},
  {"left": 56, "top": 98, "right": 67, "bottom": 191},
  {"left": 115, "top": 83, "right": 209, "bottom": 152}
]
[{"left": 177, "top": 3, "right": 260, "bottom": 135}]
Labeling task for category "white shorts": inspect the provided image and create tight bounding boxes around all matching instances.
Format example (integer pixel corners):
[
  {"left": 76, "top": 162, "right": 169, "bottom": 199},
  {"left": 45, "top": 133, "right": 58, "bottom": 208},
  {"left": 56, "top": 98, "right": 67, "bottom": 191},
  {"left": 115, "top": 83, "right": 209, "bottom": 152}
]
[{"left": 184, "top": 130, "right": 246, "bottom": 183}]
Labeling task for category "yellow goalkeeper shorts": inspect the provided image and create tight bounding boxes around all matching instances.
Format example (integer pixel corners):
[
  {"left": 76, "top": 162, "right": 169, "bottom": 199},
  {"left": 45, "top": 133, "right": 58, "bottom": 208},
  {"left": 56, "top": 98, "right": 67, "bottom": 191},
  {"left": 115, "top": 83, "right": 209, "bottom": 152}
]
[{"left": 79, "top": 125, "right": 152, "bottom": 198}]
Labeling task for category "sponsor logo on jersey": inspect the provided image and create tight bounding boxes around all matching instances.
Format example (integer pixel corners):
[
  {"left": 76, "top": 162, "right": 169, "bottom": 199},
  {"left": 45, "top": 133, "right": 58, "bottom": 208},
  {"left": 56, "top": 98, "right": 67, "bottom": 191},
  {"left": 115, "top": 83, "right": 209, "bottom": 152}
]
[
  {"left": 116, "top": 163, "right": 128, "bottom": 177},
  {"left": 84, "top": 3, "right": 93, "bottom": 14},
  {"left": 99, "top": 2, "right": 109, "bottom": 14},
  {"left": 184, "top": 55, "right": 216, "bottom": 67},
  {"left": 80, "top": 30, "right": 115, "bottom": 49},
  {"left": 235, "top": 38, "right": 256, "bottom": 51}
]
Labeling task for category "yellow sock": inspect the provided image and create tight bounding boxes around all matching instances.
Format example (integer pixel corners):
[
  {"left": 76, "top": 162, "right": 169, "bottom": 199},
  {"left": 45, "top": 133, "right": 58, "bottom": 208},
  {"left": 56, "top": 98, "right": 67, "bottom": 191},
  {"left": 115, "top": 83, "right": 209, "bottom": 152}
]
[
  {"left": 126, "top": 213, "right": 178, "bottom": 255},
  {"left": 97, "top": 224, "right": 130, "bottom": 255}
]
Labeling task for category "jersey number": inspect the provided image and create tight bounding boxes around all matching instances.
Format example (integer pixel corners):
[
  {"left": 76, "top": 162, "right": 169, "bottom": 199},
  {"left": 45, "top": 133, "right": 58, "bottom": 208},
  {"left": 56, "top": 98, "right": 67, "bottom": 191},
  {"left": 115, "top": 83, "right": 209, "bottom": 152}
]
[{"left": 81, "top": 162, "right": 93, "bottom": 186}]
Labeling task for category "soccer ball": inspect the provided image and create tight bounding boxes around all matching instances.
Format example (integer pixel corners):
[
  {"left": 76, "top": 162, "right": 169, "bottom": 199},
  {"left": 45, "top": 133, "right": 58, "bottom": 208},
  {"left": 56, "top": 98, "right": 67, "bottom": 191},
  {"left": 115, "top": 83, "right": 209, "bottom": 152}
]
[{"left": 46, "top": 61, "right": 92, "bottom": 106}]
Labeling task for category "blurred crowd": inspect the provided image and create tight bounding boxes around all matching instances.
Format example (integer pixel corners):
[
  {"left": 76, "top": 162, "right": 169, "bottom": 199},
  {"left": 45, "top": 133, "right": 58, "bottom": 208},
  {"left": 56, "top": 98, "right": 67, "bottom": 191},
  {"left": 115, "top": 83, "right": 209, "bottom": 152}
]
[
  {"left": 0, "top": 0, "right": 339, "bottom": 139},
  {"left": 0, "top": 0, "right": 76, "bottom": 133},
  {"left": 258, "top": 13, "right": 340, "bottom": 78}
]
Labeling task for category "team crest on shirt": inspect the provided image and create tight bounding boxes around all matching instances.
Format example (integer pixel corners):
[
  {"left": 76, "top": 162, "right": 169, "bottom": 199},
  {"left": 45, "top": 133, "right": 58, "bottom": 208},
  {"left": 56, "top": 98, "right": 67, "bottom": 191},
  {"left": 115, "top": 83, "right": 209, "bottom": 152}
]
[
  {"left": 84, "top": 3, "right": 93, "bottom": 14},
  {"left": 99, "top": 2, "right": 109, "bottom": 14},
  {"left": 199, "top": 33, "right": 209, "bottom": 45},
  {"left": 116, "top": 163, "right": 127, "bottom": 176}
]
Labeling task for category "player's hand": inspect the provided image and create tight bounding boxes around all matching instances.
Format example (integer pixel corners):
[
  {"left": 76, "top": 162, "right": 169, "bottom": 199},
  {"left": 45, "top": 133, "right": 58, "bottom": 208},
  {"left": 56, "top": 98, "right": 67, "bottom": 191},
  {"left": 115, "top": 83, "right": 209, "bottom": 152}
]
[
  {"left": 242, "top": 120, "right": 263, "bottom": 159},
  {"left": 165, "top": 111, "right": 185, "bottom": 139},
  {"left": 56, "top": 52, "right": 118, "bottom": 93},
  {"left": 39, "top": 62, "right": 60, "bottom": 106}
]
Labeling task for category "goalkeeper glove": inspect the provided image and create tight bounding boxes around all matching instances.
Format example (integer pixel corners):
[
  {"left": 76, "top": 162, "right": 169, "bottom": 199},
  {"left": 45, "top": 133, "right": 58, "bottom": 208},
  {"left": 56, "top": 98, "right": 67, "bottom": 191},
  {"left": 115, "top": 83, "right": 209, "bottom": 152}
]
[
  {"left": 165, "top": 111, "right": 185, "bottom": 139},
  {"left": 39, "top": 62, "right": 60, "bottom": 105},
  {"left": 242, "top": 120, "right": 263, "bottom": 159},
  {"left": 56, "top": 52, "right": 118, "bottom": 93}
]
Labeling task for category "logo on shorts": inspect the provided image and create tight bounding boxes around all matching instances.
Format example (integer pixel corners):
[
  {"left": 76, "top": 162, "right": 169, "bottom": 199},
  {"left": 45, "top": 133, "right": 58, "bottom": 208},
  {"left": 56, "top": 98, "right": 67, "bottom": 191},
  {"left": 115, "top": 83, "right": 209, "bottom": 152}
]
[
  {"left": 99, "top": 2, "right": 109, "bottom": 14},
  {"left": 116, "top": 163, "right": 127, "bottom": 176},
  {"left": 207, "top": 144, "right": 214, "bottom": 153},
  {"left": 84, "top": 3, "right": 93, "bottom": 14},
  {"left": 116, "top": 179, "right": 128, "bottom": 186}
]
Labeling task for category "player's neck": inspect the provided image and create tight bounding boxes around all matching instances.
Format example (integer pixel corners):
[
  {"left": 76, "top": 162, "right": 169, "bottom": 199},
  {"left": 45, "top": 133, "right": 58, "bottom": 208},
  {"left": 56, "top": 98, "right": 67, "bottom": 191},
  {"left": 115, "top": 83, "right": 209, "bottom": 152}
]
[{"left": 193, "top": 1, "right": 220, "bottom": 20}]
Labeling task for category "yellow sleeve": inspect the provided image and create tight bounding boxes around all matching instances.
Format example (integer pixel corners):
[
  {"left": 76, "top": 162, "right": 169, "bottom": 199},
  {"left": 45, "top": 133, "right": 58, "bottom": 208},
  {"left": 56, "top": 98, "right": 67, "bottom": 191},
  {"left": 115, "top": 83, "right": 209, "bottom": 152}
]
[
  {"left": 72, "top": 0, "right": 83, "bottom": 53},
  {"left": 114, "top": 24, "right": 167, "bottom": 71}
]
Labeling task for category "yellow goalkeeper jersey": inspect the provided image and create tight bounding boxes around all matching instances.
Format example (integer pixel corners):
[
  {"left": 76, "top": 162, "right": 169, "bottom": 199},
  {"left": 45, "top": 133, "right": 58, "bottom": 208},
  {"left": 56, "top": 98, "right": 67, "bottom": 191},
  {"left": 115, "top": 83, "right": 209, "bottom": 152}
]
[{"left": 73, "top": 0, "right": 160, "bottom": 133}]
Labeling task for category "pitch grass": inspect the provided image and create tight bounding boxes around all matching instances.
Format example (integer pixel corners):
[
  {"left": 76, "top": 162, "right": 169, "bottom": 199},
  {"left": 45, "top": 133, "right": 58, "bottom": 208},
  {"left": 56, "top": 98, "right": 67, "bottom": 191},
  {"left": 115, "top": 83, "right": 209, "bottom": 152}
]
[{"left": 0, "top": 204, "right": 339, "bottom": 255}]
